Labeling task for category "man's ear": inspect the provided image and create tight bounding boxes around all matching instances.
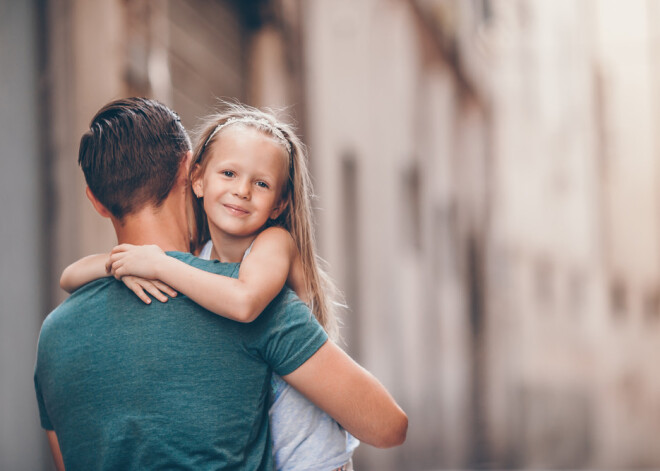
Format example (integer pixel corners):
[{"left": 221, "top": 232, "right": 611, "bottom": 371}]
[
  {"left": 183, "top": 150, "right": 193, "bottom": 172},
  {"left": 85, "top": 187, "right": 112, "bottom": 218},
  {"left": 180, "top": 150, "right": 193, "bottom": 180},
  {"left": 175, "top": 150, "right": 194, "bottom": 189},
  {"left": 191, "top": 164, "right": 204, "bottom": 198}
]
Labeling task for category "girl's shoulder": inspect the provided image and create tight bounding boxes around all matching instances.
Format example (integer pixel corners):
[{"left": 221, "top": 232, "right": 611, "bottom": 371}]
[
  {"left": 258, "top": 225, "right": 292, "bottom": 239},
  {"left": 254, "top": 226, "right": 296, "bottom": 252}
]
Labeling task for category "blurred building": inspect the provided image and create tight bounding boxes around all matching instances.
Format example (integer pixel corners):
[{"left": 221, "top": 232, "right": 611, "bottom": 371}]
[
  {"left": 307, "top": 1, "right": 660, "bottom": 468},
  {"left": 3, "top": 0, "right": 660, "bottom": 470}
]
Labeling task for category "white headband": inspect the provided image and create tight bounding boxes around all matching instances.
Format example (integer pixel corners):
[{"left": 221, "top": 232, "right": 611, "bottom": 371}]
[{"left": 203, "top": 116, "right": 291, "bottom": 153}]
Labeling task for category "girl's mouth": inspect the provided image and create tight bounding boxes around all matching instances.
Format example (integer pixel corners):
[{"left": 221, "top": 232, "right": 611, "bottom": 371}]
[{"left": 223, "top": 204, "right": 249, "bottom": 216}]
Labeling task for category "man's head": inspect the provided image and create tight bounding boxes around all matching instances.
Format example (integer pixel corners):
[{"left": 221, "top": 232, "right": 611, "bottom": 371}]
[{"left": 78, "top": 97, "right": 192, "bottom": 220}]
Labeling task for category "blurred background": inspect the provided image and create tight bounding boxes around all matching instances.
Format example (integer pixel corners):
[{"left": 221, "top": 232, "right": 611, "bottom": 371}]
[{"left": 2, "top": 0, "right": 660, "bottom": 469}]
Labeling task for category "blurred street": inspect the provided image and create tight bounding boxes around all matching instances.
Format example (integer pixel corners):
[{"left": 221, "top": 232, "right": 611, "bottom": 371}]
[{"left": 3, "top": 0, "right": 660, "bottom": 469}]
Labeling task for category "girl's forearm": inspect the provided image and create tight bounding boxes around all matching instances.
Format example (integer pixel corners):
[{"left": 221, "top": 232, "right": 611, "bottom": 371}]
[
  {"left": 147, "top": 229, "right": 294, "bottom": 322},
  {"left": 153, "top": 257, "right": 269, "bottom": 322},
  {"left": 60, "top": 253, "right": 110, "bottom": 293}
]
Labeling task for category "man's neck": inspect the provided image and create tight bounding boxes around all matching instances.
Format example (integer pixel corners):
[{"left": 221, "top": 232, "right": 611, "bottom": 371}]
[{"left": 113, "top": 203, "right": 190, "bottom": 252}]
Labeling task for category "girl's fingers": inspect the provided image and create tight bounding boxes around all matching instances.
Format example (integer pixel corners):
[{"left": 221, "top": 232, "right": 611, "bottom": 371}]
[
  {"left": 152, "top": 280, "right": 177, "bottom": 298},
  {"left": 141, "top": 281, "right": 169, "bottom": 303},
  {"left": 122, "top": 277, "right": 152, "bottom": 304},
  {"left": 106, "top": 256, "right": 124, "bottom": 274},
  {"left": 105, "top": 255, "right": 116, "bottom": 273},
  {"left": 111, "top": 243, "right": 133, "bottom": 255},
  {"left": 106, "top": 252, "right": 124, "bottom": 272},
  {"left": 112, "top": 264, "right": 125, "bottom": 280},
  {"left": 119, "top": 274, "right": 172, "bottom": 304}
]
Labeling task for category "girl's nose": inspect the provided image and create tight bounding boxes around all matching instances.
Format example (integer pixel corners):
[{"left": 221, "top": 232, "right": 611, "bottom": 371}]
[{"left": 234, "top": 180, "right": 251, "bottom": 199}]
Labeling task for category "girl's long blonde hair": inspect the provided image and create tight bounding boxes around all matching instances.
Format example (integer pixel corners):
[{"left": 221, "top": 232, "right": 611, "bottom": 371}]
[{"left": 189, "top": 102, "right": 341, "bottom": 340}]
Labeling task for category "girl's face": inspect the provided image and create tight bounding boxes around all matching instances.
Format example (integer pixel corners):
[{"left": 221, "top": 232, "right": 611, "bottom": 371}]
[{"left": 192, "top": 125, "right": 288, "bottom": 240}]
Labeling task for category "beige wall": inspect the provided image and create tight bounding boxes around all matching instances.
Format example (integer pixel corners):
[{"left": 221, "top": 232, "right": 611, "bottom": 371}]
[
  {"left": 478, "top": 0, "right": 660, "bottom": 468},
  {"left": 48, "top": 0, "right": 125, "bottom": 306},
  {"left": 0, "top": 3, "right": 51, "bottom": 469},
  {"left": 302, "top": 1, "right": 484, "bottom": 467},
  {"left": 305, "top": 0, "right": 660, "bottom": 468},
  {"left": 16, "top": 0, "right": 660, "bottom": 469}
]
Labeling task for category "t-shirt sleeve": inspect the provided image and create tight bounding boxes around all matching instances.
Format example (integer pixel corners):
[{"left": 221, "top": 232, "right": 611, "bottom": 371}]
[
  {"left": 256, "top": 291, "right": 328, "bottom": 376},
  {"left": 34, "top": 370, "right": 54, "bottom": 430}
]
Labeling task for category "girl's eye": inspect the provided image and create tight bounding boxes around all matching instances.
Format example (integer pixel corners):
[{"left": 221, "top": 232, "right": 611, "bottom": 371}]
[
  {"left": 222, "top": 170, "right": 235, "bottom": 177},
  {"left": 256, "top": 181, "right": 270, "bottom": 189}
]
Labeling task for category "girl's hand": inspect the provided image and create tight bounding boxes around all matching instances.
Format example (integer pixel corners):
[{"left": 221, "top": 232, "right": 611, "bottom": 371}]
[
  {"left": 106, "top": 244, "right": 167, "bottom": 280},
  {"left": 121, "top": 275, "right": 177, "bottom": 304}
]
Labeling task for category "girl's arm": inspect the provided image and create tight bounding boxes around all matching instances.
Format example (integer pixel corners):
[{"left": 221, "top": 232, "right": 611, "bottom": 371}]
[
  {"left": 60, "top": 253, "right": 176, "bottom": 303},
  {"left": 108, "top": 227, "right": 299, "bottom": 323},
  {"left": 60, "top": 254, "right": 111, "bottom": 293}
]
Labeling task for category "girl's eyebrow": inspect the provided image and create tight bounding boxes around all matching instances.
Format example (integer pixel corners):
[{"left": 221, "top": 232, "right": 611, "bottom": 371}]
[{"left": 254, "top": 173, "right": 276, "bottom": 182}]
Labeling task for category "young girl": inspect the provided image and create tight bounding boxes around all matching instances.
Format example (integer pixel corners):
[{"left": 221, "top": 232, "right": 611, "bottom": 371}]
[{"left": 61, "top": 103, "right": 359, "bottom": 471}]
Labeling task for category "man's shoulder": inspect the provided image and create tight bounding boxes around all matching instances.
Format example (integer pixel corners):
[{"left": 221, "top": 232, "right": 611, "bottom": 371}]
[{"left": 39, "top": 278, "right": 112, "bottom": 341}]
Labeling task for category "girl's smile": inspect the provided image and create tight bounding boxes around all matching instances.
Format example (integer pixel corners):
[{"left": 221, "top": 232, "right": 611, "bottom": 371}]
[{"left": 223, "top": 203, "right": 250, "bottom": 216}]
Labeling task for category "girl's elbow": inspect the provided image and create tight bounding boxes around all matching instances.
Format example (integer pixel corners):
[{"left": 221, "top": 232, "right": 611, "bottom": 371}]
[
  {"left": 392, "top": 411, "right": 409, "bottom": 446},
  {"left": 375, "top": 410, "right": 408, "bottom": 448},
  {"left": 236, "top": 311, "right": 260, "bottom": 323},
  {"left": 59, "top": 275, "right": 72, "bottom": 293},
  {"left": 233, "top": 307, "right": 257, "bottom": 323},
  {"left": 233, "top": 295, "right": 262, "bottom": 323}
]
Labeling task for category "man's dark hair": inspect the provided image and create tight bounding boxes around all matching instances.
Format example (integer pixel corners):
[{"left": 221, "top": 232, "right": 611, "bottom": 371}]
[{"left": 78, "top": 97, "right": 192, "bottom": 219}]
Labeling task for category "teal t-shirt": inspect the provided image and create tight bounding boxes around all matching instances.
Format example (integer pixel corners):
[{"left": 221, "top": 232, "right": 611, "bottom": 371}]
[{"left": 34, "top": 252, "right": 327, "bottom": 470}]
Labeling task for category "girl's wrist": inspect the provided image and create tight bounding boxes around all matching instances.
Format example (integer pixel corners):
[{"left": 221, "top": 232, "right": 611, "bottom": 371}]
[{"left": 155, "top": 254, "right": 174, "bottom": 280}]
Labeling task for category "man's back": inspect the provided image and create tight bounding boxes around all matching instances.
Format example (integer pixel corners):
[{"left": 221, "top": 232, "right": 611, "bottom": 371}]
[{"left": 34, "top": 253, "right": 327, "bottom": 470}]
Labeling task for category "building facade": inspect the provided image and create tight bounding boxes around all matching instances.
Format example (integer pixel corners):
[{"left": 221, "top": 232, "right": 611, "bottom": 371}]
[{"left": 3, "top": 0, "right": 660, "bottom": 469}]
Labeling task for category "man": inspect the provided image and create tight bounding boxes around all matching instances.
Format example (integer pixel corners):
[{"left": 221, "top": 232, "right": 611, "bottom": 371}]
[{"left": 34, "top": 97, "right": 407, "bottom": 470}]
